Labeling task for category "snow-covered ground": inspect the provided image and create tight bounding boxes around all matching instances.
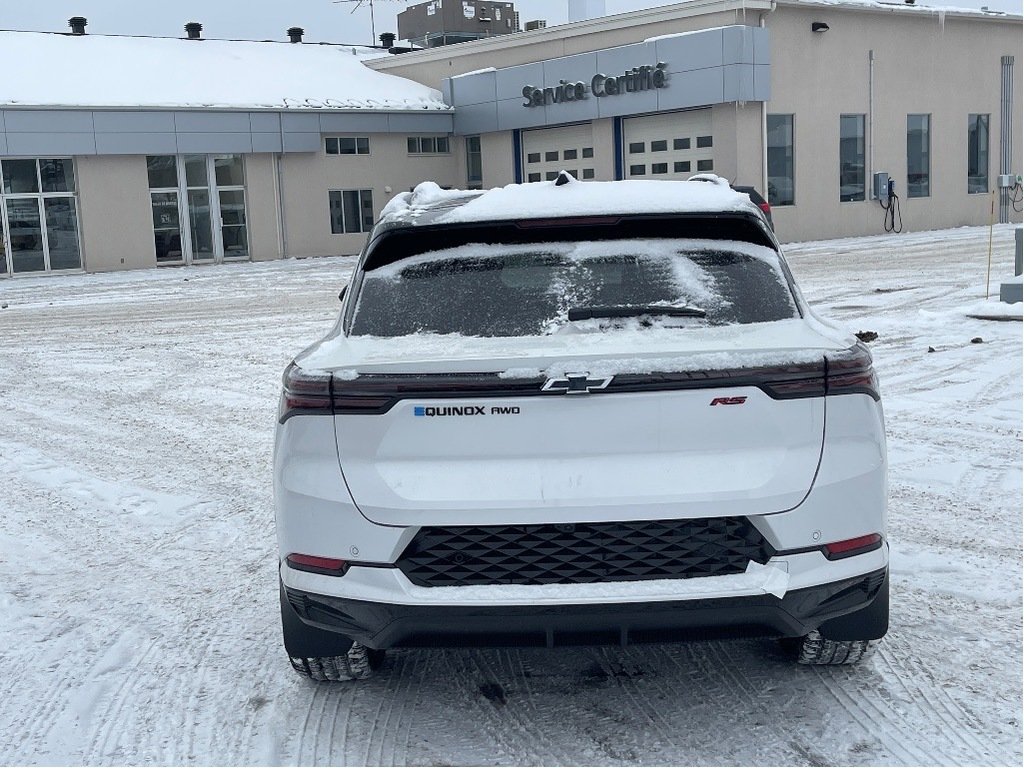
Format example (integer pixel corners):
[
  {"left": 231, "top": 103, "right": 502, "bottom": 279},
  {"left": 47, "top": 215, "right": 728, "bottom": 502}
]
[{"left": 0, "top": 225, "right": 1020, "bottom": 766}]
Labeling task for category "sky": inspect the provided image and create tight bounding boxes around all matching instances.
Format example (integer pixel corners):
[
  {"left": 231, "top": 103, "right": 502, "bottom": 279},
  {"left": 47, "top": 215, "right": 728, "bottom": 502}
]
[{"left": 1, "top": 0, "right": 1019, "bottom": 45}]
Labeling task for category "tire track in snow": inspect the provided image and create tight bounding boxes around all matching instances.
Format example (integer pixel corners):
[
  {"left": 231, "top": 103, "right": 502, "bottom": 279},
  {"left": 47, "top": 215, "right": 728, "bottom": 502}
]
[
  {"left": 82, "top": 636, "right": 160, "bottom": 765},
  {"left": 875, "top": 639, "right": 1000, "bottom": 764},
  {"left": 811, "top": 662, "right": 945, "bottom": 765}
]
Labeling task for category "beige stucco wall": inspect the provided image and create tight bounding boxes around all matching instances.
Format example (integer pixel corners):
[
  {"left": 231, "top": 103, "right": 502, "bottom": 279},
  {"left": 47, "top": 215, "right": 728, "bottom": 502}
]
[
  {"left": 75, "top": 154, "right": 154, "bottom": 272},
  {"left": 766, "top": 6, "right": 1022, "bottom": 242},
  {"left": 279, "top": 134, "right": 460, "bottom": 258},
  {"left": 244, "top": 153, "right": 282, "bottom": 262}
]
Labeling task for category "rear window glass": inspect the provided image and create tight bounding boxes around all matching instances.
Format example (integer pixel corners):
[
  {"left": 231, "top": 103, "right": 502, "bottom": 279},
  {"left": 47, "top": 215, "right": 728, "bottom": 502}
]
[{"left": 349, "top": 239, "right": 797, "bottom": 338}]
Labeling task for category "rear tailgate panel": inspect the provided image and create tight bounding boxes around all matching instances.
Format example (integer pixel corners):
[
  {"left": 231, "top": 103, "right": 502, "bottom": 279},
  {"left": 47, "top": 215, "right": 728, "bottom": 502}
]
[{"left": 335, "top": 385, "right": 824, "bottom": 526}]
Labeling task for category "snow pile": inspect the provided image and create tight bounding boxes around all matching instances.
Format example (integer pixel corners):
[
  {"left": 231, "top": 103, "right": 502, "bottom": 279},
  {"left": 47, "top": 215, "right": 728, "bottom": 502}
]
[
  {"left": 0, "top": 32, "right": 449, "bottom": 110},
  {"left": 381, "top": 175, "right": 758, "bottom": 226},
  {"left": 959, "top": 297, "right": 1023, "bottom": 320}
]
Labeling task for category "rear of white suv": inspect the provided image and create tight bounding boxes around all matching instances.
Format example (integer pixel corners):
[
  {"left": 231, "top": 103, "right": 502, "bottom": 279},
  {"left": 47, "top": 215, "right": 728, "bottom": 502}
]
[{"left": 274, "top": 175, "right": 888, "bottom": 681}]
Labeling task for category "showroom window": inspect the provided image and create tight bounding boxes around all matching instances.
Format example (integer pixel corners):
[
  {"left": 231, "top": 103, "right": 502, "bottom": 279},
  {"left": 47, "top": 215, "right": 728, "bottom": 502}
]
[
  {"left": 325, "top": 137, "right": 370, "bottom": 155},
  {"left": 466, "top": 136, "right": 483, "bottom": 189},
  {"left": 967, "top": 114, "right": 989, "bottom": 194},
  {"left": 840, "top": 114, "right": 866, "bottom": 202},
  {"left": 907, "top": 114, "right": 930, "bottom": 198},
  {"left": 329, "top": 189, "right": 374, "bottom": 234},
  {"left": 0, "top": 157, "right": 81, "bottom": 275},
  {"left": 147, "top": 154, "right": 249, "bottom": 265},
  {"left": 407, "top": 136, "right": 450, "bottom": 154},
  {"left": 767, "top": 114, "right": 795, "bottom": 206}
]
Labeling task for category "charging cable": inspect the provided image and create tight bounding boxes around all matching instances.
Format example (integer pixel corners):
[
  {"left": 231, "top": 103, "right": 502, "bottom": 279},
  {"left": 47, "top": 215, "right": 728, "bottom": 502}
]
[{"left": 881, "top": 188, "right": 902, "bottom": 233}]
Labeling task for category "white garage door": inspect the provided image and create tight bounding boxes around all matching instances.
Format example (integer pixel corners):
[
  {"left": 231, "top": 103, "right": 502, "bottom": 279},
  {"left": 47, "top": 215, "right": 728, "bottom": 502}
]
[
  {"left": 622, "top": 109, "right": 714, "bottom": 180},
  {"left": 522, "top": 124, "right": 598, "bottom": 183}
]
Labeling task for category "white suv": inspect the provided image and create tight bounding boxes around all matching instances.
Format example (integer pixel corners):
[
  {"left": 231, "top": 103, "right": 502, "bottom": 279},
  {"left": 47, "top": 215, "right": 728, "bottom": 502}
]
[{"left": 274, "top": 174, "right": 888, "bottom": 681}]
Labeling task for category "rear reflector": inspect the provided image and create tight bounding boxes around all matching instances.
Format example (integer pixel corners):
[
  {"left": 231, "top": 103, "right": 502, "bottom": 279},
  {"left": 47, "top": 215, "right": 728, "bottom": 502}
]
[
  {"left": 759, "top": 202, "right": 772, "bottom": 215},
  {"left": 823, "top": 533, "right": 883, "bottom": 560},
  {"left": 286, "top": 554, "right": 349, "bottom": 575}
]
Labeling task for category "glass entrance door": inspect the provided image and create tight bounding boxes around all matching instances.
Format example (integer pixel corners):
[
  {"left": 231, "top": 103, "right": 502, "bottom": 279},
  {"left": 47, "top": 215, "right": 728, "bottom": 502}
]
[
  {"left": 6, "top": 198, "right": 46, "bottom": 273},
  {"left": 147, "top": 154, "right": 248, "bottom": 266}
]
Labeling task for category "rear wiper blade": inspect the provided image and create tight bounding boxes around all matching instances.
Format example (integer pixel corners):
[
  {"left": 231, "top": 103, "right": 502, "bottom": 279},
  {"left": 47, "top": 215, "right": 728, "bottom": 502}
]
[{"left": 567, "top": 305, "right": 707, "bottom": 321}]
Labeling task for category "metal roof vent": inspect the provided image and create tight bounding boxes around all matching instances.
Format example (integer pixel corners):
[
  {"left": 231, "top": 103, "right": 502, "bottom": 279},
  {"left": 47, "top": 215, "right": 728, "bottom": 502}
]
[
  {"left": 287, "top": 26, "right": 304, "bottom": 43},
  {"left": 68, "top": 17, "right": 87, "bottom": 35},
  {"left": 379, "top": 31, "right": 396, "bottom": 48},
  {"left": 185, "top": 22, "right": 203, "bottom": 40}
]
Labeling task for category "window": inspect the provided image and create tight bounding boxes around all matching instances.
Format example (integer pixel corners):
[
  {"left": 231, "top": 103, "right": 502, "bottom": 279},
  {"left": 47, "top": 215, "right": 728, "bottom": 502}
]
[
  {"left": 630, "top": 164, "right": 646, "bottom": 176},
  {"left": 329, "top": 189, "right": 374, "bottom": 234},
  {"left": 527, "top": 152, "right": 541, "bottom": 164},
  {"left": 840, "top": 114, "right": 866, "bottom": 202},
  {"left": 673, "top": 138, "right": 691, "bottom": 150},
  {"left": 697, "top": 159, "right": 714, "bottom": 172},
  {"left": 545, "top": 171, "right": 558, "bottom": 181},
  {"left": 968, "top": 114, "right": 989, "bottom": 194},
  {"left": 350, "top": 240, "right": 799, "bottom": 338},
  {"left": 582, "top": 147, "right": 594, "bottom": 159},
  {"left": 528, "top": 173, "right": 541, "bottom": 182},
  {"left": 696, "top": 136, "right": 713, "bottom": 149},
  {"left": 907, "top": 114, "right": 930, "bottom": 198},
  {"left": 582, "top": 168, "right": 595, "bottom": 179},
  {"left": 1, "top": 157, "right": 81, "bottom": 274},
  {"left": 466, "top": 136, "right": 483, "bottom": 189},
  {"left": 326, "top": 137, "right": 370, "bottom": 155},
  {"left": 407, "top": 135, "right": 450, "bottom": 154},
  {"left": 545, "top": 151, "right": 559, "bottom": 162},
  {"left": 767, "top": 114, "right": 795, "bottom": 206},
  {"left": 651, "top": 140, "right": 668, "bottom": 152},
  {"left": 564, "top": 149, "right": 578, "bottom": 160},
  {"left": 146, "top": 154, "right": 248, "bottom": 264},
  {"left": 628, "top": 142, "right": 645, "bottom": 154},
  {"left": 652, "top": 163, "right": 669, "bottom": 174},
  {"left": 674, "top": 161, "right": 691, "bottom": 173}
]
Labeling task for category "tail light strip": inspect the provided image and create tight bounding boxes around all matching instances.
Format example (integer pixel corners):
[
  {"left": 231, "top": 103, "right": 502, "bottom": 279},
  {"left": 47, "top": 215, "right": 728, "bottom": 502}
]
[{"left": 277, "top": 344, "right": 879, "bottom": 421}]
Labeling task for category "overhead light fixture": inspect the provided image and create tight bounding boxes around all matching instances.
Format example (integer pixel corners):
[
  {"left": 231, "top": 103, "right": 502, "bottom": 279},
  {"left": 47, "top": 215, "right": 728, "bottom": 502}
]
[{"left": 811, "top": 21, "right": 830, "bottom": 32}]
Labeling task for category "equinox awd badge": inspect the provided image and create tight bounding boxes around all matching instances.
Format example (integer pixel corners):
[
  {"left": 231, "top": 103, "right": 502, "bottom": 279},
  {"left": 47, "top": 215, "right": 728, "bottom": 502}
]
[{"left": 414, "top": 405, "right": 521, "bottom": 417}]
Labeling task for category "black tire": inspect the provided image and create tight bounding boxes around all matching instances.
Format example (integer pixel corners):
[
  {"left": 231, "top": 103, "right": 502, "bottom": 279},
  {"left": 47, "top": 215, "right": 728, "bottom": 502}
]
[
  {"left": 289, "top": 644, "right": 376, "bottom": 682},
  {"left": 796, "top": 631, "right": 877, "bottom": 665}
]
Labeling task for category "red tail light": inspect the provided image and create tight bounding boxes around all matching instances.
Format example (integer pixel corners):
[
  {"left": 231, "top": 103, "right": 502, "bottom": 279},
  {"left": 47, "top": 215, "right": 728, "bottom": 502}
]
[
  {"left": 278, "top": 363, "right": 396, "bottom": 422},
  {"left": 278, "top": 363, "right": 332, "bottom": 422},
  {"left": 823, "top": 533, "right": 883, "bottom": 560},
  {"left": 759, "top": 202, "right": 772, "bottom": 216},
  {"left": 825, "top": 344, "right": 880, "bottom": 400},
  {"left": 286, "top": 553, "right": 349, "bottom": 575}
]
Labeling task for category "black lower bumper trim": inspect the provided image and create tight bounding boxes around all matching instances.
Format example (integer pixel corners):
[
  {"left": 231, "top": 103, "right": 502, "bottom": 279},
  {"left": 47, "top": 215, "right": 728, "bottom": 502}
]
[{"left": 285, "top": 568, "right": 886, "bottom": 650}]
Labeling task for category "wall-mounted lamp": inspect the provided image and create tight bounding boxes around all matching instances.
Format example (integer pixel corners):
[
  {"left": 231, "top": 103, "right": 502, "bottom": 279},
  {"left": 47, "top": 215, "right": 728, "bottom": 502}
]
[{"left": 811, "top": 21, "right": 830, "bottom": 32}]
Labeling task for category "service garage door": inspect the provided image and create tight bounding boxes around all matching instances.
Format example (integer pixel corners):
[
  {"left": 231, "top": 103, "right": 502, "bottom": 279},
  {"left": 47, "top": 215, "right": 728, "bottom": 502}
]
[
  {"left": 623, "top": 109, "right": 714, "bottom": 180},
  {"left": 522, "top": 124, "right": 598, "bottom": 183}
]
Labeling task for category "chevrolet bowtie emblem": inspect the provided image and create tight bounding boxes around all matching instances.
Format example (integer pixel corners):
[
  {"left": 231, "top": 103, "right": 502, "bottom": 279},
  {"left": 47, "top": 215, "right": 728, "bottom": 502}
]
[{"left": 542, "top": 373, "right": 613, "bottom": 395}]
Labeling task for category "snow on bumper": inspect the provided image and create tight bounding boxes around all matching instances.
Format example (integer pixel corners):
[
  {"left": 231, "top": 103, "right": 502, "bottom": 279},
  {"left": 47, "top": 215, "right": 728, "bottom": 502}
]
[{"left": 280, "top": 546, "right": 887, "bottom": 607}]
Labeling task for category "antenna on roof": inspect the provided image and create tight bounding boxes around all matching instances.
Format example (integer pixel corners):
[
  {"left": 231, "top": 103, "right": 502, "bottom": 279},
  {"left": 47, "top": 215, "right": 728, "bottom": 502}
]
[{"left": 331, "top": 0, "right": 403, "bottom": 47}]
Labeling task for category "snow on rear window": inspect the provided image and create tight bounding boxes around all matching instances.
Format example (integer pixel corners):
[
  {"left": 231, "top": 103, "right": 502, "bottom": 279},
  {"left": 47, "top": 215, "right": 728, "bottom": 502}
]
[{"left": 350, "top": 239, "right": 797, "bottom": 338}]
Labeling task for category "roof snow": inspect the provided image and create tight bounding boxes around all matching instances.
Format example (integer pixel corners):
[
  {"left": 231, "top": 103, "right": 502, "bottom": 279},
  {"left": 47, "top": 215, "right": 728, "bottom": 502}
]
[
  {"left": 0, "top": 32, "right": 450, "bottom": 111},
  {"left": 380, "top": 175, "right": 759, "bottom": 226}
]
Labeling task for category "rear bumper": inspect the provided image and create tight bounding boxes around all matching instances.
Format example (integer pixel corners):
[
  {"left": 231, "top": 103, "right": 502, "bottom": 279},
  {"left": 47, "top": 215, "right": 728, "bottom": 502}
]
[{"left": 284, "top": 567, "right": 886, "bottom": 649}]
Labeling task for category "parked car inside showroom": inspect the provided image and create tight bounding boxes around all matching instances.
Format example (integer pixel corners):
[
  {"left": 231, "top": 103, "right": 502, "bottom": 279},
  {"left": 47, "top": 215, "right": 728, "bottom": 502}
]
[{"left": 274, "top": 173, "right": 888, "bottom": 681}]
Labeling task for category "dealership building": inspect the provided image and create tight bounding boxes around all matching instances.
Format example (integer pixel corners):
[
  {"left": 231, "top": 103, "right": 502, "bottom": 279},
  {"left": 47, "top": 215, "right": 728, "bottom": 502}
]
[{"left": 0, "top": 0, "right": 1020, "bottom": 277}]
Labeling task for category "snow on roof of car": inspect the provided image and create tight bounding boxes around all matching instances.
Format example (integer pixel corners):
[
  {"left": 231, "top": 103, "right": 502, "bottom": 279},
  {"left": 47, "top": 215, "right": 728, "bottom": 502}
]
[
  {"left": 0, "top": 31, "right": 449, "bottom": 111},
  {"left": 379, "top": 175, "right": 760, "bottom": 226}
]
